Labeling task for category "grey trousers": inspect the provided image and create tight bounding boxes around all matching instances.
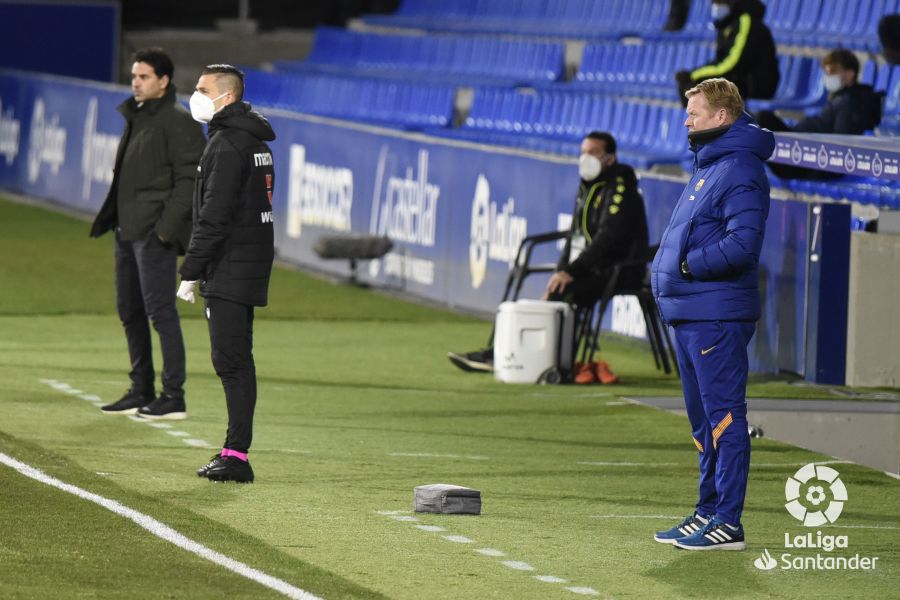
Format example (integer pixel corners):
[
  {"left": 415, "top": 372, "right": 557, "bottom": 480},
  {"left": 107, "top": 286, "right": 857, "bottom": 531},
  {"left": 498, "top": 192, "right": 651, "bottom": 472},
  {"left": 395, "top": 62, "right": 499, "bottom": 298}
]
[{"left": 114, "top": 231, "right": 186, "bottom": 399}]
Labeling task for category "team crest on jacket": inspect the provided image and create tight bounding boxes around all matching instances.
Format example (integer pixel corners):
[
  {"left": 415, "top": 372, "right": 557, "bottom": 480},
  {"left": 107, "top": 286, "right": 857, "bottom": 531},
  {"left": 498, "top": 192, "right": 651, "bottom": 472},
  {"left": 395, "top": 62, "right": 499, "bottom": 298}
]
[
  {"left": 266, "top": 174, "right": 273, "bottom": 205},
  {"left": 695, "top": 179, "right": 705, "bottom": 192}
]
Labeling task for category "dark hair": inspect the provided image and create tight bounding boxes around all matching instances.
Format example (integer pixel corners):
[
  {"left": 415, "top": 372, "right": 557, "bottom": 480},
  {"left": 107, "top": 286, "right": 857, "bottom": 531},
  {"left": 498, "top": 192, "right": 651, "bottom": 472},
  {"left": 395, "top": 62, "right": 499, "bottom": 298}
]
[
  {"left": 201, "top": 64, "right": 245, "bottom": 101},
  {"left": 879, "top": 14, "right": 900, "bottom": 51},
  {"left": 822, "top": 49, "right": 860, "bottom": 76},
  {"left": 132, "top": 47, "right": 174, "bottom": 82},
  {"left": 584, "top": 131, "right": 616, "bottom": 154}
]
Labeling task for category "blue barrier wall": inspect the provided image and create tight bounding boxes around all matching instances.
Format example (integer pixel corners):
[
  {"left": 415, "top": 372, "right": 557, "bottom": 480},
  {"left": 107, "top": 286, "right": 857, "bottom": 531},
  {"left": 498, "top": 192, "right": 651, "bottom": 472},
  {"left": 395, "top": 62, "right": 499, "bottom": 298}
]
[
  {"left": 0, "top": 70, "right": 835, "bottom": 380},
  {"left": 0, "top": 2, "right": 119, "bottom": 82}
]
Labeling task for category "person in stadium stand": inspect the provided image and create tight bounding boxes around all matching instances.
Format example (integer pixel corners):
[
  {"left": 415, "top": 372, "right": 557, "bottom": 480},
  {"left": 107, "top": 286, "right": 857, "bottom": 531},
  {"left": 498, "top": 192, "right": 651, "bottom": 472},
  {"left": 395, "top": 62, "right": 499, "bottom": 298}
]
[
  {"left": 675, "top": 0, "right": 779, "bottom": 107},
  {"left": 756, "top": 49, "right": 882, "bottom": 180},
  {"left": 177, "top": 65, "right": 276, "bottom": 483},
  {"left": 879, "top": 14, "right": 900, "bottom": 65},
  {"left": 651, "top": 78, "right": 774, "bottom": 550},
  {"left": 448, "top": 131, "right": 649, "bottom": 384},
  {"left": 90, "top": 47, "right": 205, "bottom": 420}
]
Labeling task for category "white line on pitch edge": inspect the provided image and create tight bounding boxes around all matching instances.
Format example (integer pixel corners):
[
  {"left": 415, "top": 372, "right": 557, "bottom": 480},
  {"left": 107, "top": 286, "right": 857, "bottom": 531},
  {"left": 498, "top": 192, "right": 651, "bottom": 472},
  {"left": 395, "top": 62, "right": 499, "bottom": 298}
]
[
  {"left": 566, "top": 586, "right": 601, "bottom": 596},
  {"left": 502, "top": 561, "right": 534, "bottom": 571},
  {"left": 591, "top": 514, "right": 682, "bottom": 520},
  {"left": 0, "top": 452, "right": 321, "bottom": 600},
  {"left": 389, "top": 452, "right": 489, "bottom": 461},
  {"left": 183, "top": 439, "right": 213, "bottom": 448},
  {"left": 379, "top": 510, "right": 606, "bottom": 598},
  {"left": 165, "top": 431, "right": 190, "bottom": 438},
  {"left": 578, "top": 461, "right": 680, "bottom": 467},
  {"left": 442, "top": 535, "right": 474, "bottom": 543},
  {"left": 390, "top": 515, "right": 420, "bottom": 522}
]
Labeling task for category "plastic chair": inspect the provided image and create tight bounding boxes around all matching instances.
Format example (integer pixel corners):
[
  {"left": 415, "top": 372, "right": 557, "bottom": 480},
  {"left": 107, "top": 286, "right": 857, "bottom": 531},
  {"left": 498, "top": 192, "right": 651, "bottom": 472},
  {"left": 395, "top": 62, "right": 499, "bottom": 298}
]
[{"left": 578, "top": 245, "right": 678, "bottom": 374}]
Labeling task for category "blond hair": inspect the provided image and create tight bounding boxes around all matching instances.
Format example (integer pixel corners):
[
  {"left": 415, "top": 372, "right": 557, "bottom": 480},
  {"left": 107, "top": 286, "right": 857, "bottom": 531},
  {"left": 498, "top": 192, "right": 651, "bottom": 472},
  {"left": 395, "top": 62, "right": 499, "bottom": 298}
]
[{"left": 685, "top": 78, "right": 744, "bottom": 121}]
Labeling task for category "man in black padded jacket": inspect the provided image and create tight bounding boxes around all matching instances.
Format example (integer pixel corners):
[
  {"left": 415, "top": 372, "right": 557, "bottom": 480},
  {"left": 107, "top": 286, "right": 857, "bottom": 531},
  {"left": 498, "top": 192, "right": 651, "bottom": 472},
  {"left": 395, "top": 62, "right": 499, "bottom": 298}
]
[{"left": 177, "top": 65, "right": 276, "bottom": 483}]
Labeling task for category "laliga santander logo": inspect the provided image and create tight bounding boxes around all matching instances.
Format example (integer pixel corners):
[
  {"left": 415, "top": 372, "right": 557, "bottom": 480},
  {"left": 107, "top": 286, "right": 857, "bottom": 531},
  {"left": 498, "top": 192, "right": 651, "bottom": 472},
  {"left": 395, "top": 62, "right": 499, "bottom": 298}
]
[{"left": 785, "top": 463, "right": 847, "bottom": 527}]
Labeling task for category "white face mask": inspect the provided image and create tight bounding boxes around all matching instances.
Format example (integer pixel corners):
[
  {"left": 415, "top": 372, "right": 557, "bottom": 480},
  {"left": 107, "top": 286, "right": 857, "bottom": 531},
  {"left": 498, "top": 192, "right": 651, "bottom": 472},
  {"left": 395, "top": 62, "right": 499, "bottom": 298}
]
[
  {"left": 711, "top": 3, "right": 730, "bottom": 20},
  {"left": 823, "top": 73, "right": 843, "bottom": 93},
  {"left": 578, "top": 154, "right": 603, "bottom": 181},
  {"left": 189, "top": 91, "right": 228, "bottom": 123}
]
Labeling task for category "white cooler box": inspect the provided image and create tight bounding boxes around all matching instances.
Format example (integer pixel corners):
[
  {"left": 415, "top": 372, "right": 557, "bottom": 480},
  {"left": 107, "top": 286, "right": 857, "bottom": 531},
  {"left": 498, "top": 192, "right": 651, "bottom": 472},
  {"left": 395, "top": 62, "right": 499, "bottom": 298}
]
[{"left": 493, "top": 299, "right": 574, "bottom": 384}]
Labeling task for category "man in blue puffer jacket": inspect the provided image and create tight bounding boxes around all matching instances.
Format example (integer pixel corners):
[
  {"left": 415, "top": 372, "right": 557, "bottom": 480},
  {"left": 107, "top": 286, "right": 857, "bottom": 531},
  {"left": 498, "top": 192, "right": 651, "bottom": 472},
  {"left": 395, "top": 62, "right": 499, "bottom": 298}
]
[{"left": 651, "top": 78, "right": 774, "bottom": 551}]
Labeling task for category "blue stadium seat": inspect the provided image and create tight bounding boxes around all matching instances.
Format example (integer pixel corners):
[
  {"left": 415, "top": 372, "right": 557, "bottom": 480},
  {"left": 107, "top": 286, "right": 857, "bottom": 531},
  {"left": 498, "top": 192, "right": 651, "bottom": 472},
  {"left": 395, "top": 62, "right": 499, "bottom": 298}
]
[{"left": 747, "top": 55, "right": 826, "bottom": 111}]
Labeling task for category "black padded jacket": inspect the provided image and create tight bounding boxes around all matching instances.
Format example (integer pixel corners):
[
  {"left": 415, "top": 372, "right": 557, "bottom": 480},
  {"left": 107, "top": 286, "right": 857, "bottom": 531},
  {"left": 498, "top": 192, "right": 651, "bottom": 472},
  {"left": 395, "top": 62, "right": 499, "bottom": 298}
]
[
  {"left": 179, "top": 102, "right": 276, "bottom": 307},
  {"left": 558, "top": 162, "right": 649, "bottom": 289}
]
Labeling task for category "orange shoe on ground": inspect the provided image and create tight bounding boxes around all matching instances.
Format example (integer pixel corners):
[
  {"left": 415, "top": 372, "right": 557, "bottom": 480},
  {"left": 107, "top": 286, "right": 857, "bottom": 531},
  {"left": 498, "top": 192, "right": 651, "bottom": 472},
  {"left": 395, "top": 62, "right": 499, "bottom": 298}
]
[
  {"left": 595, "top": 360, "right": 620, "bottom": 384},
  {"left": 573, "top": 362, "right": 598, "bottom": 384}
]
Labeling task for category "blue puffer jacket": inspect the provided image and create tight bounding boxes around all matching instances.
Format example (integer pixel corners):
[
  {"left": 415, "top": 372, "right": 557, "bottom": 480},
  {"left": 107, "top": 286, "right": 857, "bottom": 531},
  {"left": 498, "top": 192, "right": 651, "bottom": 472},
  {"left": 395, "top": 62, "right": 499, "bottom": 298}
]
[{"left": 651, "top": 113, "right": 774, "bottom": 324}]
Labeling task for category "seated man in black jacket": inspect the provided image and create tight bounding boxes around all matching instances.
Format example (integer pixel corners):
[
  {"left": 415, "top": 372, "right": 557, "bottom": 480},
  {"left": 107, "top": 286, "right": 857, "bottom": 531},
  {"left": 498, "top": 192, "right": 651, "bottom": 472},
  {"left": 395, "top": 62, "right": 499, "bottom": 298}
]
[
  {"left": 448, "top": 132, "right": 649, "bottom": 381},
  {"left": 757, "top": 49, "right": 882, "bottom": 179}
]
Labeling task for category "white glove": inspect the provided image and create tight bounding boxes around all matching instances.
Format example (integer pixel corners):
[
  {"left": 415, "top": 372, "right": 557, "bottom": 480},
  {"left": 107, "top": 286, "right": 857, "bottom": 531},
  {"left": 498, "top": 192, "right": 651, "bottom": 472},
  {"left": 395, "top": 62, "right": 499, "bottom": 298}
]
[{"left": 177, "top": 280, "right": 196, "bottom": 304}]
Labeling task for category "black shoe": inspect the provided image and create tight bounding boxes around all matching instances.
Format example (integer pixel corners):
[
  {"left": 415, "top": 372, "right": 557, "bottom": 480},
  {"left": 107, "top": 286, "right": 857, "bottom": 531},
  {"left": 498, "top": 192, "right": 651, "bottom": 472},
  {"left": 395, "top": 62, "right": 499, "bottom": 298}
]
[
  {"left": 197, "top": 454, "right": 226, "bottom": 477},
  {"left": 137, "top": 393, "right": 187, "bottom": 420},
  {"left": 205, "top": 457, "right": 254, "bottom": 483},
  {"left": 100, "top": 388, "right": 154, "bottom": 415},
  {"left": 447, "top": 349, "right": 494, "bottom": 372}
]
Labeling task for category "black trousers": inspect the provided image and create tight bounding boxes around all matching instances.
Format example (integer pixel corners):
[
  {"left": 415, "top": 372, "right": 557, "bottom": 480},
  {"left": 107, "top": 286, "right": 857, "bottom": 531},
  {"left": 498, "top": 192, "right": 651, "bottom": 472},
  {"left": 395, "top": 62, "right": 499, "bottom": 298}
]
[
  {"left": 115, "top": 232, "right": 185, "bottom": 399},
  {"left": 205, "top": 296, "right": 257, "bottom": 454}
]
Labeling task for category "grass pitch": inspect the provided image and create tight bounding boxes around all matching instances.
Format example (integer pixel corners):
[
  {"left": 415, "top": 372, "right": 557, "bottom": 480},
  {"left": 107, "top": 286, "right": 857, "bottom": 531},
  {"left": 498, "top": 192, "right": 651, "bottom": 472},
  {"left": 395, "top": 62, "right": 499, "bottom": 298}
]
[{"left": 0, "top": 196, "right": 897, "bottom": 599}]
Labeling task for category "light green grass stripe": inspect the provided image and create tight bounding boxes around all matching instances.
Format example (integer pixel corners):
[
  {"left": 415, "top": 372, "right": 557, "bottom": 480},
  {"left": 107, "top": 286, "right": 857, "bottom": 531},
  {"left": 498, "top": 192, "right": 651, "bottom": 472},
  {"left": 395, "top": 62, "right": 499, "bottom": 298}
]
[{"left": 0, "top": 452, "right": 322, "bottom": 600}]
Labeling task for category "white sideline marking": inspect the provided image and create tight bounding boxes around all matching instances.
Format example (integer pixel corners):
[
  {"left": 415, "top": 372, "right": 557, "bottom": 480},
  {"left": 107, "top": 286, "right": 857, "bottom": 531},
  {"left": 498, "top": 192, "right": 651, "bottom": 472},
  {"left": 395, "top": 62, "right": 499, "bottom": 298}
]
[
  {"left": 442, "top": 535, "right": 474, "bottom": 544},
  {"left": 0, "top": 452, "right": 321, "bottom": 600},
  {"left": 591, "top": 514, "right": 682, "bottom": 520},
  {"left": 566, "top": 586, "right": 600, "bottom": 596},
  {"left": 389, "top": 452, "right": 489, "bottom": 461},
  {"left": 40, "top": 378, "right": 219, "bottom": 454},
  {"left": 379, "top": 510, "right": 606, "bottom": 598},
  {"left": 578, "top": 461, "right": 680, "bottom": 467},
  {"left": 885, "top": 471, "right": 900, "bottom": 481},
  {"left": 502, "top": 561, "right": 534, "bottom": 571},
  {"left": 390, "top": 516, "right": 420, "bottom": 522},
  {"left": 475, "top": 548, "right": 506, "bottom": 557},
  {"left": 829, "top": 524, "right": 898, "bottom": 530},
  {"left": 604, "top": 401, "right": 629, "bottom": 406},
  {"left": 183, "top": 439, "right": 213, "bottom": 448},
  {"left": 753, "top": 460, "right": 854, "bottom": 468}
]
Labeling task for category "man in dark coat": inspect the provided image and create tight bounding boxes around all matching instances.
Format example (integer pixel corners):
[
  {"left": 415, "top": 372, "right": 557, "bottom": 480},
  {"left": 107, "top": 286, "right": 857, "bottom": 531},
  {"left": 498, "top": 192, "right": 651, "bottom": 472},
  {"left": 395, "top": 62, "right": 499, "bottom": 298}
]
[
  {"left": 676, "top": 0, "right": 779, "bottom": 106},
  {"left": 448, "top": 131, "right": 649, "bottom": 382},
  {"left": 178, "top": 65, "right": 276, "bottom": 483},
  {"left": 651, "top": 78, "right": 774, "bottom": 551},
  {"left": 90, "top": 47, "right": 206, "bottom": 419}
]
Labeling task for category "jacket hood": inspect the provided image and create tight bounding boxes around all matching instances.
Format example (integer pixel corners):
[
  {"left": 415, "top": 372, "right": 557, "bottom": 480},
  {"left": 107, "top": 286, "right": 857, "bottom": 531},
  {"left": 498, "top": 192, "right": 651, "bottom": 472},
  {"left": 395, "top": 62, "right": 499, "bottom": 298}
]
[
  {"left": 694, "top": 112, "right": 774, "bottom": 168},
  {"left": 208, "top": 101, "right": 276, "bottom": 141}
]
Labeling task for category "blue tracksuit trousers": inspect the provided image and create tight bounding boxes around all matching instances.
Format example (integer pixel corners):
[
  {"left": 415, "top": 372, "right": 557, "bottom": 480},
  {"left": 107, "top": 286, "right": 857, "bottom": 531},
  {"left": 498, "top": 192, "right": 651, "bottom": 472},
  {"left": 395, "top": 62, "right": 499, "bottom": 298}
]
[{"left": 672, "top": 320, "right": 755, "bottom": 526}]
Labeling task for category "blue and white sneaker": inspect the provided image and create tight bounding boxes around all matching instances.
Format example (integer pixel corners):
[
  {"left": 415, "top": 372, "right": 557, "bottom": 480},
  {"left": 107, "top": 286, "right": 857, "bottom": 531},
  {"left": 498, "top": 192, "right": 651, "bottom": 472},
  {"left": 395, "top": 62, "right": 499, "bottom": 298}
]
[
  {"left": 653, "top": 513, "right": 711, "bottom": 545},
  {"left": 674, "top": 516, "right": 746, "bottom": 551}
]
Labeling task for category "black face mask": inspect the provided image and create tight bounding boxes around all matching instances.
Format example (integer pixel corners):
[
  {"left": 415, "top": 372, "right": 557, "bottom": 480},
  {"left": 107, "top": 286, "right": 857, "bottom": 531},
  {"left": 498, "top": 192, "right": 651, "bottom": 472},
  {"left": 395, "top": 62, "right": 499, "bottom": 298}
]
[{"left": 688, "top": 123, "right": 732, "bottom": 148}]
